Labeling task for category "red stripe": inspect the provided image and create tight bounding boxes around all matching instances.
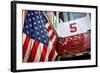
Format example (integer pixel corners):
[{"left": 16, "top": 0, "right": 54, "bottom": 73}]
[
  {"left": 47, "top": 25, "right": 52, "bottom": 32},
  {"left": 53, "top": 39, "right": 57, "bottom": 47},
  {"left": 22, "top": 36, "right": 30, "bottom": 59},
  {"left": 48, "top": 47, "right": 55, "bottom": 61},
  {"left": 40, "top": 45, "right": 48, "bottom": 62},
  {"left": 50, "top": 31, "right": 55, "bottom": 41},
  {"left": 29, "top": 40, "right": 40, "bottom": 62}
]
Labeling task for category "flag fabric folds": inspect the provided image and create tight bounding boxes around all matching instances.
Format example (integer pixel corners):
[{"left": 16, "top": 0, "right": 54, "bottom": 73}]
[{"left": 22, "top": 10, "right": 57, "bottom": 62}]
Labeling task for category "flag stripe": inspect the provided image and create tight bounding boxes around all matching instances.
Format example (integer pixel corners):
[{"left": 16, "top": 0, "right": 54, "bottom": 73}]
[
  {"left": 22, "top": 33, "right": 26, "bottom": 45},
  {"left": 46, "top": 24, "right": 55, "bottom": 41},
  {"left": 22, "top": 35, "right": 30, "bottom": 59},
  {"left": 48, "top": 47, "right": 55, "bottom": 61},
  {"left": 30, "top": 40, "right": 40, "bottom": 62},
  {"left": 47, "top": 25, "right": 52, "bottom": 32},
  {"left": 52, "top": 51, "right": 57, "bottom": 61},
  {"left": 48, "top": 38, "right": 57, "bottom": 61},
  {"left": 23, "top": 39, "right": 34, "bottom": 62},
  {"left": 47, "top": 42, "right": 53, "bottom": 60},
  {"left": 40, "top": 45, "right": 48, "bottom": 62},
  {"left": 44, "top": 52, "right": 48, "bottom": 61},
  {"left": 34, "top": 43, "right": 43, "bottom": 62},
  {"left": 46, "top": 38, "right": 56, "bottom": 61},
  {"left": 52, "top": 35, "right": 56, "bottom": 43},
  {"left": 45, "top": 23, "right": 50, "bottom": 29},
  {"left": 44, "top": 43, "right": 54, "bottom": 62},
  {"left": 51, "top": 37, "right": 57, "bottom": 61},
  {"left": 50, "top": 31, "right": 55, "bottom": 41},
  {"left": 48, "top": 30, "right": 53, "bottom": 36}
]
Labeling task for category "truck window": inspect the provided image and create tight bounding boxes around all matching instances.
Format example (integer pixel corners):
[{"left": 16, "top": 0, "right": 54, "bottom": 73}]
[{"left": 59, "top": 12, "right": 87, "bottom": 23}]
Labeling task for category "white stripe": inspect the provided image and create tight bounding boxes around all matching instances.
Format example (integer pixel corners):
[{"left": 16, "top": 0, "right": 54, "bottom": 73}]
[
  {"left": 23, "top": 39, "right": 35, "bottom": 62},
  {"left": 22, "top": 33, "right": 26, "bottom": 45},
  {"left": 51, "top": 35, "right": 56, "bottom": 42},
  {"left": 45, "top": 23, "right": 50, "bottom": 28},
  {"left": 45, "top": 41, "right": 53, "bottom": 61},
  {"left": 44, "top": 52, "right": 48, "bottom": 61},
  {"left": 48, "top": 30, "right": 53, "bottom": 37},
  {"left": 34, "top": 43, "right": 43, "bottom": 62}
]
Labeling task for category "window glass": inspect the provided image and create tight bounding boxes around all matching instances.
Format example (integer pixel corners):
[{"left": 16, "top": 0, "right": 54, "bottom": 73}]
[{"left": 59, "top": 12, "right": 86, "bottom": 23}]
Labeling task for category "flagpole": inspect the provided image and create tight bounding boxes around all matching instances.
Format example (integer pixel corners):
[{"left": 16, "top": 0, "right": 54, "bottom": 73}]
[{"left": 56, "top": 12, "right": 59, "bottom": 29}]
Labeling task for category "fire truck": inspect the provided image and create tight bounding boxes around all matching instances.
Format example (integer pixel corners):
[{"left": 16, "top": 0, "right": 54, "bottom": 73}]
[{"left": 48, "top": 12, "right": 91, "bottom": 60}]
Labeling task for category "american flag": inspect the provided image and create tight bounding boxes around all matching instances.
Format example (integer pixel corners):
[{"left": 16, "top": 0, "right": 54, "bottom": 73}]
[{"left": 22, "top": 10, "right": 57, "bottom": 62}]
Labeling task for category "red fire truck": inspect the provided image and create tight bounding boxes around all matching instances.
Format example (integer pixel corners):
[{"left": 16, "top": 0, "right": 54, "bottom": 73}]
[{"left": 53, "top": 12, "right": 91, "bottom": 60}]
